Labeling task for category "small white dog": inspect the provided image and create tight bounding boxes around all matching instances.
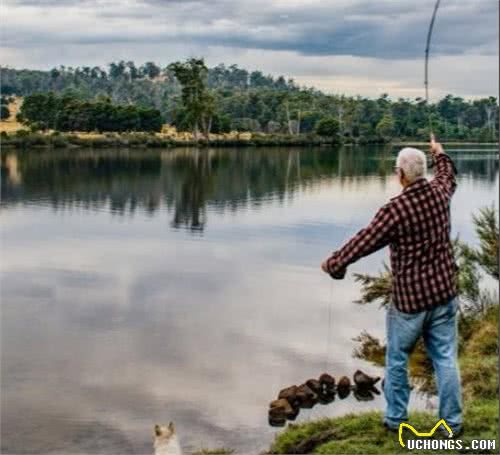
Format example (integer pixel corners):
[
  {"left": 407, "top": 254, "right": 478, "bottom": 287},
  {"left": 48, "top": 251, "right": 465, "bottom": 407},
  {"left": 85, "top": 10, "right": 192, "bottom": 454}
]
[{"left": 154, "top": 422, "right": 182, "bottom": 455}]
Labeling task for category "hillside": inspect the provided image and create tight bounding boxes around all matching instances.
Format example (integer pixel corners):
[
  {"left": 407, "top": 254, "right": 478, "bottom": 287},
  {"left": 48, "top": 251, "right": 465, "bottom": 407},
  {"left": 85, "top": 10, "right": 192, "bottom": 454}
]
[{"left": 1, "top": 61, "right": 498, "bottom": 142}]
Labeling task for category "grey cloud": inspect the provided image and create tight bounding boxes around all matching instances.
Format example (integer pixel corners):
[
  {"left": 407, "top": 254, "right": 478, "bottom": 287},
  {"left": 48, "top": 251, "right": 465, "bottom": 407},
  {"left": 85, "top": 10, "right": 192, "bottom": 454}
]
[
  {"left": 216, "top": 0, "right": 497, "bottom": 58},
  {"left": 1, "top": 0, "right": 497, "bottom": 98},
  {"left": 1, "top": 0, "right": 498, "bottom": 59},
  {"left": 3, "top": 0, "right": 95, "bottom": 6}
]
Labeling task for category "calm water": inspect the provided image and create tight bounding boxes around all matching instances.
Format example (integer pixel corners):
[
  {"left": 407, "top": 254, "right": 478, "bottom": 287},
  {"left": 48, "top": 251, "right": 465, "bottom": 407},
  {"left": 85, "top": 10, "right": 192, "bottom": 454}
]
[{"left": 1, "top": 146, "right": 498, "bottom": 454}]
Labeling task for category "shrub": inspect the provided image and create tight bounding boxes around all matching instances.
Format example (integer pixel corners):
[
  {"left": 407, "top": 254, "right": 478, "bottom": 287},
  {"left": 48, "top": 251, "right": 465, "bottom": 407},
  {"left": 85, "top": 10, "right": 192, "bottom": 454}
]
[
  {"left": 315, "top": 116, "right": 340, "bottom": 140},
  {"left": 0, "top": 104, "right": 9, "bottom": 120}
]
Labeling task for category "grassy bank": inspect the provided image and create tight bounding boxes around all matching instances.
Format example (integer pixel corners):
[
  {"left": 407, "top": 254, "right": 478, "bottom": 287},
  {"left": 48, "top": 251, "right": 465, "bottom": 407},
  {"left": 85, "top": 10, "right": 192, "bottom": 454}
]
[
  {"left": 269, "top": 305, "right": 498, "bottom": 454},
  {"left": 269, "top": 400, "right": 497, "bottom": 454},
  {"left": 393, "top": 141, "right": 498, "bottom": 147},
  {"left": 2, "top": 130, "right": 497, "bottom": 150},
  {"left": 0, "top": 131, "right": 339, "bottom": 149}
]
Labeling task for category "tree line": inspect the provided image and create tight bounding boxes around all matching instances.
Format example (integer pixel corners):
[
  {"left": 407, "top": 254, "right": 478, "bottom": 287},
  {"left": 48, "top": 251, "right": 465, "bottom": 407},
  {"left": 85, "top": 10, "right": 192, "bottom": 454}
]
[
  {"left": 1, "top": 59, "right": 498, "bottom": 142},
  {"left": 17, "top": 93, "right": 162, "bottom": 132}
]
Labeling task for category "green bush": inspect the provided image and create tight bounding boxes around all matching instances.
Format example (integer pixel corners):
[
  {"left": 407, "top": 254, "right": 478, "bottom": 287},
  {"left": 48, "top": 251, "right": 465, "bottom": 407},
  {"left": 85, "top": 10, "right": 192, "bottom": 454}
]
[
  {"left": 1, "top": 104, "right": 9, "bottom": 120},
  {"left": 315, "top": 116, "right": 340, "bottom": 140}
]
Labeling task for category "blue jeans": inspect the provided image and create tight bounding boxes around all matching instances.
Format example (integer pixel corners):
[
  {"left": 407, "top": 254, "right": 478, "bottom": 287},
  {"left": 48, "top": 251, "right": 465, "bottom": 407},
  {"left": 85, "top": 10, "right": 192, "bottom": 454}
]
[{"left": 383, "top": 298, "right": 462, "bottom": 432}]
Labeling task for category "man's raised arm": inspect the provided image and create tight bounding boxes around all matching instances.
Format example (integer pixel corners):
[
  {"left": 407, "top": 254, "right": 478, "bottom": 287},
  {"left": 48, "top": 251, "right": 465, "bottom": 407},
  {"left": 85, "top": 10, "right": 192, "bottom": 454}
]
[{"left": 430, "top": 136, "right": 457, "bottom": 198}]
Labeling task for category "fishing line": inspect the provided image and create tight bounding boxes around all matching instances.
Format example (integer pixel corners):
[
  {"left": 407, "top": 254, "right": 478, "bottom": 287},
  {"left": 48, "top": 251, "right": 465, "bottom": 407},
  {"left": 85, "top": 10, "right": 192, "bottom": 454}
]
[
  {"left": 424, "top": 0, "right": 441, "bottom": 137},
  {"left": 324, "top": 279, "right": 334, "bottom": 372}
]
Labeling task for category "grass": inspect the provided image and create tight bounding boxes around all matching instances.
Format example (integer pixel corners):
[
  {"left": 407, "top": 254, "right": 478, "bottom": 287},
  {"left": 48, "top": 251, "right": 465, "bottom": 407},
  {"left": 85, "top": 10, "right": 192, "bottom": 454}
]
[
  {"left": 269, "top": 400, "right": 498, "bottom": 454},
  {"left": 2, "top": 131, "right": 496, "bottom": 150},
  {"left": 459, "top": 308, "right": 498, "bottom": 402},
  {"left": 394, "top": 141, "right": 498, "bottom": 146},
  {"left": 269, "top": 306, "right": 498, "bottom": 454},
  {"left": 0, "top": 130, "right": 338, "bottom": 149}
]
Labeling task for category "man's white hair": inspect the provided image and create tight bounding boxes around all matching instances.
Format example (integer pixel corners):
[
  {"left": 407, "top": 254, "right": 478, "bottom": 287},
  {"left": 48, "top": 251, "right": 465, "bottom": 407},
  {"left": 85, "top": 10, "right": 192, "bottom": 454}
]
[{"left": 396, "top": 147, "right": 427, "bottom": 183}]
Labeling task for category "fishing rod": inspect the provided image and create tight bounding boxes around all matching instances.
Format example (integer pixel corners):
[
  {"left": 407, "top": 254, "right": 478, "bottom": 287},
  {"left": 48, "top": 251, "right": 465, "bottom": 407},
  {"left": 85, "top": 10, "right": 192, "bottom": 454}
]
[
  {"left": 424, "top": 0, "right": 441, "bottom": 138},
  {"left": 321, "top": 0, "right": 443, "bottom": 374}
]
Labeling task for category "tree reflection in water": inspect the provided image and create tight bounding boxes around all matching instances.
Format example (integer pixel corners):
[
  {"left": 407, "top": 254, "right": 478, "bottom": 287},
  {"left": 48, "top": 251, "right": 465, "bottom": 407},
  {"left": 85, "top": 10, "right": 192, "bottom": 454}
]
[{"left": 1, "top": 146, "right": 498, "bottom": 233}]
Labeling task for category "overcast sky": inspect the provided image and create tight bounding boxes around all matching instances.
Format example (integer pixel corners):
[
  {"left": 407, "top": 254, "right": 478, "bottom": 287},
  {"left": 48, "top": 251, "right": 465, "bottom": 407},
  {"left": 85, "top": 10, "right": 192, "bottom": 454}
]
[{"left": 1, "top": 0, "right": 498, "bottom": 99}]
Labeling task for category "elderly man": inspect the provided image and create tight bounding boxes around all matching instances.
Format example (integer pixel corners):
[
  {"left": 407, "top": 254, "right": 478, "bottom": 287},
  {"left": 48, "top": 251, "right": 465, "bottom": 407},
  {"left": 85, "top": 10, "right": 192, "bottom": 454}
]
[{"left": 321, "top": 138, "right": 461, "bottom": 434}]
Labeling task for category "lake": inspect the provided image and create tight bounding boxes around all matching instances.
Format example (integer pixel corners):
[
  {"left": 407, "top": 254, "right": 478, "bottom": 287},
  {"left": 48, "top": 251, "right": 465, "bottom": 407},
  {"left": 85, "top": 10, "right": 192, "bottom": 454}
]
[{"left": 1, "top": 145, "right": 498, "bottom": 454}]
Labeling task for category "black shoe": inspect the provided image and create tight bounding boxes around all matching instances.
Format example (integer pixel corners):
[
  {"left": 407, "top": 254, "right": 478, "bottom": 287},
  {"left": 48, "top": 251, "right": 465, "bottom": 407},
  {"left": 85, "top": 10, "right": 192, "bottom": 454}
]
[
  {"left": 383, "top": 422, "right": 398, "bottom": 433},
  {"left": 435, "top": 425, "right": 464, "bottom": 439}
]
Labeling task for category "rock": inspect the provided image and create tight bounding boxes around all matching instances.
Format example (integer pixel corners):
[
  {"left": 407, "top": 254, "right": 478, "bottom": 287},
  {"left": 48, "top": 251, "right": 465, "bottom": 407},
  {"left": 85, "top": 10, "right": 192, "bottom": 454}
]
[
  {"left": 371, "top": 384, "right": 381, "bottom": 395},
  {"left": 270, "top": 399, "right": 291, "bottom": 413},
  {"left": 269, "top": 370, "right": 382, "bottom": 422},
  {"left": 269, "top": 405, "right": 285, "bottom": 418},
  {"left": 268, "top": 414, "right": 286, "bottom": 427},
  {"left": 319, "top": 373, "right": 336, "bottom": 399},
  {"left": 353, "top": 370, "right": 380, "bottom": 389},
  {"left": 317, "top": 392, "right": 335, "bottom": 405},
  {"left": 269, "top": 403, "right": 286, "bottom": 420},
  {"left": 269, "top": 406, "right": 287, "bottom": 427},
  {"left": 305, "top": 378, "right": 322, "bottom": 394},
  {"left": 278, "top": 385, "right": 298, "bottom": 399},
  {"left": 353, "top": 387, "right": 375, "bottom": 402},
  {"left": 269, "top": 398, "right": 298, "bottom": 426},
  {"left": 296, "top": 384, "right": 318, "bottom": 408},
  {"left": 286, "top": 406, "right": 300, "bottom": 421},
  {"left": 319, "top": 373, "right": 335, "bottom": 391},
  {"left": 278, "top": 385, "right": 300, "bottom": 408},
  {"left": 337, "top": 376, "right": 351, "bottom": 399},
  {"left": 296, "top": 384, "right": 315, "bottom": 397},
  {"left": 269, "top": 398, "right": 299, "bottom": 420}
]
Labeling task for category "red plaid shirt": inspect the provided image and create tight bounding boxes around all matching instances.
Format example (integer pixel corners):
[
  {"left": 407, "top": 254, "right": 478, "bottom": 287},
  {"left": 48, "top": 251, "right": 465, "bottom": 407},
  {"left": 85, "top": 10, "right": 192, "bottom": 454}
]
[{"left": 326, "top": 153, "right": 457, "bottom": 313}]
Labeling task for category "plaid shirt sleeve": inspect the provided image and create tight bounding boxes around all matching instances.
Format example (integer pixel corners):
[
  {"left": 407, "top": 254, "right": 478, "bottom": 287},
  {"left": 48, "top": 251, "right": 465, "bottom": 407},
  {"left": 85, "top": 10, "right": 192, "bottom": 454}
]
[
  {"left": 431, "top": 153, "right": 457, "bottom": 198},
  {"left": 326, "top": 203, "right": 398, "bottom": 278}
]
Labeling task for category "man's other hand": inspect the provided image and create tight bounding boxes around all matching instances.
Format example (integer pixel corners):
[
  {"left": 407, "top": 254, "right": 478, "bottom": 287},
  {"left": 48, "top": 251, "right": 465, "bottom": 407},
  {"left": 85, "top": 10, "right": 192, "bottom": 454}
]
[{"left": 321, "top": 260, "right": 346, "bottom": 279}]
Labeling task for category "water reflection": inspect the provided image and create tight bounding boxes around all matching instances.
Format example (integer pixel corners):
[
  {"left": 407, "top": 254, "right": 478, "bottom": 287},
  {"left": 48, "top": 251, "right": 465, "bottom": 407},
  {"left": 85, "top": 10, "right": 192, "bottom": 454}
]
[
  {"left": 0, "top": 148, "right": 406, "bottom": 224},
  {"left": 3, "top": 147, "right": 497, "bottom": 233},
  {"left": 1, "top": 146, "right": 498, "bottom": 454}
]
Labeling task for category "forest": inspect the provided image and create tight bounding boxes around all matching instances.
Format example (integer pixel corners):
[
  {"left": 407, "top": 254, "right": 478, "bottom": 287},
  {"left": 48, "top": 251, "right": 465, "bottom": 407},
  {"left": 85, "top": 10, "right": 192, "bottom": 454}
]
[
  {"left": 1, "top": 59, "right": 498, "bottom": 142},
  {"left": 15, "top": 93, "right": 162, "bottom": 133}
]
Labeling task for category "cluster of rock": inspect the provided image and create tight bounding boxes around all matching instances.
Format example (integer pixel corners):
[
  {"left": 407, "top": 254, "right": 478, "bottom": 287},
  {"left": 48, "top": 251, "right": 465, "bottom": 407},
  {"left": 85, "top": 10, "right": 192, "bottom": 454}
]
[{"left": 268, "top": 370, "right": 381, "bottom": 427}]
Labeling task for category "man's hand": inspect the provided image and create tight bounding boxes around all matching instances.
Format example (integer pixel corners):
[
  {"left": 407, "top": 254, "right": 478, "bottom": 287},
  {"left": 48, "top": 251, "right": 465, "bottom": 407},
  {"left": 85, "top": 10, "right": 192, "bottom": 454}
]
[
  {"left": 321, "top": 260, "right": 347, "bottom": 279},
  {"left": 430, "top": 134, "right": 444, "bottom": 158}
]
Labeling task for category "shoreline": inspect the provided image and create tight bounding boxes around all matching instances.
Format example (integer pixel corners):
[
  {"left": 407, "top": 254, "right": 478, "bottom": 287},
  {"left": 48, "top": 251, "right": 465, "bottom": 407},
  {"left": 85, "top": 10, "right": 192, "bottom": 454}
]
[
  {"left": 1, "top": 132, "right": 498, "bottom": 150},
  {"left": 393, "top": 141, "right": 498, "bottom": 146}
]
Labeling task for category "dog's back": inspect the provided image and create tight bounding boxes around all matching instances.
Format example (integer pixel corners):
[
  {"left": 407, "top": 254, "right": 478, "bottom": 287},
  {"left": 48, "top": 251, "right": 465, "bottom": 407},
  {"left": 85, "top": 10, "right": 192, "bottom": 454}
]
[{"left": 154, "top": 423, "right": 182, "bottom": 455}]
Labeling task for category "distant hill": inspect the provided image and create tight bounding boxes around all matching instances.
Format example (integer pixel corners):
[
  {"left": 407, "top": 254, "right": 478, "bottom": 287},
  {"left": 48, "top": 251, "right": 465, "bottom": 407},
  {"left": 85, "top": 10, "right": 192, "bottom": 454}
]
[
  {"left": 1, "top": 61, "right": 498, "bottom": 142},
  {"left": 0, "top": 63, "right": 299, "bottom": 120}
]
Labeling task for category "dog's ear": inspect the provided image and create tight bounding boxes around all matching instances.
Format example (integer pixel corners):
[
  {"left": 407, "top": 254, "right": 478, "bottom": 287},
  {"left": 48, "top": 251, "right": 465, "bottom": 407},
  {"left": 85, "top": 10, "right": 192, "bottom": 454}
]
[
  {"left": 154, "top": 424, "right": 163, "bottom": 436},
  {"left": 168, "top": 422, "right": 175, "bottom": 433}
]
